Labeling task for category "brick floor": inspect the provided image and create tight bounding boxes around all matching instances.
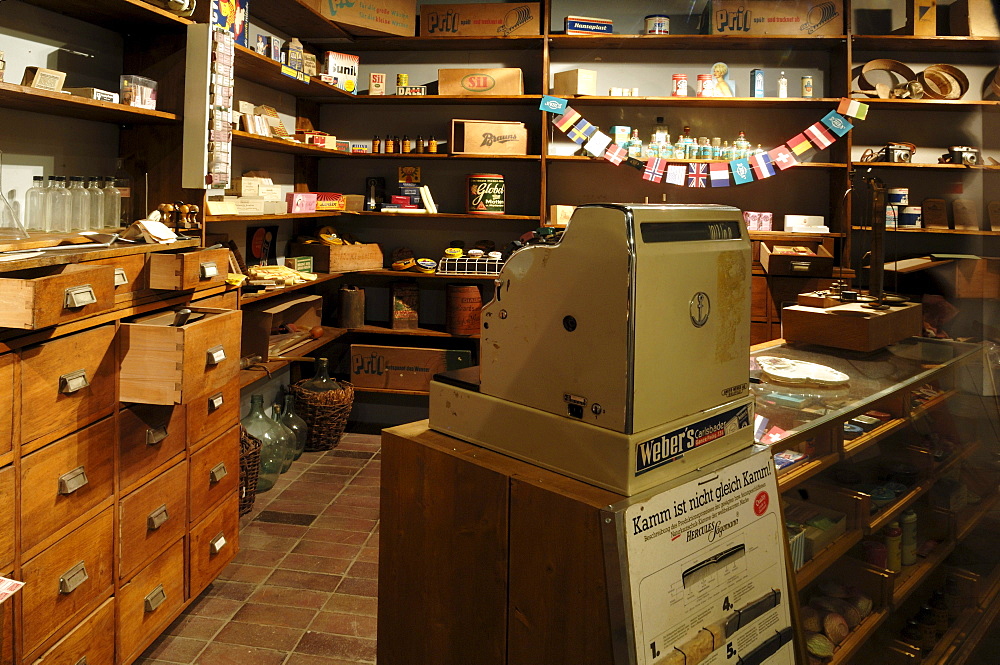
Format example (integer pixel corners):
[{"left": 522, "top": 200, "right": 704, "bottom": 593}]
[{"left": 134, "top": 433, "right": 381, "bottom": 665}]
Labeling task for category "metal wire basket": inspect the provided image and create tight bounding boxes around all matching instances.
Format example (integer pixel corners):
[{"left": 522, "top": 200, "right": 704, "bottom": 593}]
[{"left": 436, "top": 256, "right": 503, "bottom": 276}]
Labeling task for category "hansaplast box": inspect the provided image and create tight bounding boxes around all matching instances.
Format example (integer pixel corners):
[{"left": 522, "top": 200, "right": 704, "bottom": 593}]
[
  {"left": 450, "top": 119, "right": 528, "bottom": 155},
  {"left": 420, "top": 3, "right": 540, "bottom": 36},
  {"left": 438, "top": 68, "right": 523, "bottom": 95},
  {"left": 350, "top": 344, "right": 473, "bottom": 391}
]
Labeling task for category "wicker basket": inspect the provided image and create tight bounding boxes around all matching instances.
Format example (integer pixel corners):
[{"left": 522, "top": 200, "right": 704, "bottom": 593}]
[
  {"left": 239, "top": 426, "right": 262, "bottom": 517},
  {"left": 290, "top": 380, "right": 355, "bottom": 451}
]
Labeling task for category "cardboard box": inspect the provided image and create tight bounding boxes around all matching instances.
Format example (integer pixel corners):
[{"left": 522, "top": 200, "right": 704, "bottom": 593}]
[
  {"left": 782, "top": 498, "right": 847, "bottom": 560},
  {"left": 552, "top": 68, "right": 597, "bottom": 96},
  {"left": 906, "top": 0, "right": 936, "bottom": 35},
  {"left": 64, "top": 87, "right": 119, "bottom": 103},
  {"left": 344, "top": 194, "right": 365, "bottom": 211},
  {"left": 707, "top": 1, "right": 844, "bottom": 36},
  {"left": 315, "top": 192, "right": 346, "bottom": 211},
  {"left": 290, "top": 242, "right": 384, "bottom": 273},
  {"left": 438, "top": 68, "right": 523, "bottom": 95},
  {"left": 323, "top": 51, "right": 359, "bottom": 94},
  {"left": 450, "top": 119, "right": 528, "bottom": 155},
  {"left": 241, "top": 294, "right": 322, "bottom": 359},
  {"left": 547, "top": 205, "right": 575, "bottom": 227},
  {"left": 950, "top": 0, "right": 1000, "bottom": 36},
  {"left": 420, "top": 3, "right": 540, "bottom": 37},
  {"left": 564, "top": 15, "right": 613, "bottom": 34},
  {"left": 286, "top": 192, "right": 318, "bottom": 214},
  {"left": 314, "top": 0, "right": 416, "bottom": 37},
  {"left": 760, "top": 243, "right": 833, "bottom": 277},
  {"left": 350, "top": 344, "right": 473, "bottom": 391},
  {"left": 285, "top": 256, "right": 314, "bottom": 273},
  {"left": 20, "top": 67, "right": 66, "bottom": 92}
]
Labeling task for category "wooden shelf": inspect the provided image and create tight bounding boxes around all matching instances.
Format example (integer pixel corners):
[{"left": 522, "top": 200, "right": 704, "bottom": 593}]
[
  {"left": 852, "top": 35, "right": 1000, "bottom": 52},
  {"left": 0, "top": 82, "right": 178, "bottom": 124},
  {"left": 346, "top": 323, "right": 479, "bottom": 339},
  {"left": 353, "top": 386, "right": 430, "bottom": 396},
  {"left": 22, "top": 0, "right": 192, "bottom": 29},
  {"left": 890, "top": 539, "right": 957, "bottom": 607},
  {"left": 548, "top": 96, "right": 845, "bottom": 108},
  {"left": 852, "top": 99, "right": 1000, "bottom": 110},
  {"left": 341, "top": 211, "right": 539, "bottom": 221},
  {"left": 341, "top": 35, "right": 545, "bottom": 51},
  {"left": 844, "top": 418, "right": 908, "bottom": 459},
  {"left": 239, "top": 0, "right": 350, "bottom": 41},
  {"left": 204, "top": 212, "right": 341, "bottom": 223},
  {"left": 778, "top": 452, "right": 841, "bottom": 492},
  {"left": 851, "top": 161, "right": 985, "bottom": 170},
  {"left": 853, "top": 226, "right": 1000, "bottom": 236},
  {"left": 547, "top": 155, "right": 846, "bottom": 168},
  {"left": 239, "top": 327, "right": 347, "bottom": 388},
  {"left": 233, "top": 46, "right": 354, "bottom": 100},
  {"left": 795, "top": 529, "right": 864, "bottom": 588},
  {"left": 953, "top": 491, "right": 1000, "bottom": 542},
  {"left": 239, "top": 272, "right": 344, "bottom": 305},
  {"left": 350, "top": 269, "right": 498, "bottom": 281},
  {"left": 549, "top": 34, "right": 848, "bottom": 51},
  {"left": 829, "top": 609, "right": 891, "bottom": 665},
  {"left": 354, "top": 153, "right": 542, "bottom": 161},
  {"left": 868, "top": 483, "right": 935, "bottom": 535},
  {"left": 322, "top": 94, "right": 544, "bottom": 105},
  {"left": 232, "top": 130, "right": 351, "bottom": 156}
]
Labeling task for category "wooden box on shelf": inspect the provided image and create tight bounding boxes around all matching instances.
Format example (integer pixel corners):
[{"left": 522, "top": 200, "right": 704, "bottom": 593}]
[
  {"left": 240, "top": 294, "right": 322, "bottom": 360},
  {"left": 290, "top": 242, "right": 383, "bottom": 273},
  {"left": 450, "top": 119, "right": 527, "bottom": 156},
  {"left": 350, "top": 344, "right": 473, "bottom": 391}
]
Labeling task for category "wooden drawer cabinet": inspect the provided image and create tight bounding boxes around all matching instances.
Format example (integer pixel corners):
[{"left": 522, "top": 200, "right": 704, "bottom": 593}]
[
  {"left": 86, "top": 253, "right": 149, "bottom": 304},
  {"left": 118, "top": 308, "right": 241, "bottom": 405},
  {"left": 117, "top": 540, "right": 184, "bottom": 664},
  {"left": 0, "top": 264, "right": 115, "bottom": 330},
  {"left": 21, "top": 507, "right": 113, "bottom": 658},
  {"left": 186, "top": 379, "right": 239, "bottom": 451},
  {"left": 188, "top": 494, "right": 239, "bottom": 599},
  {"left": 751, "top": 275, "right": 769, "bottom": 320},
  {"left": 0, "top": 353, "right": 13, "bottom": 458},
  {"left": 147, "top": 248, "right": 230, "bottom": 291},
  {"left": 119, "top": 404, "right": 187, "bottom": 494},
  {"left": 20, "top": 417, "right": 115, "bottom": 557},
  {"left": 1, "top": 570, "right": 11, "bottom": 665},
  {"left": 30, "top": 598, "right": 115, "bottom": 665},
  {"left": 19, "top": 324, "right": 117, "bottom": 453},
  {"left": 0, "top": 468, "right": 12, "bottom": 570},
  {"left": 189, "top": 425, "right": 239, "bottom": 524},
  {"left": 192, "top": 289, "right": 238, "bottom": 310},
  {"left": 118, "top": 462, "right": 187, "bottom": 581}
]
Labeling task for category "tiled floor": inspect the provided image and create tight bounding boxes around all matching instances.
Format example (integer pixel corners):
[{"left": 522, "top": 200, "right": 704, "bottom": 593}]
[{"left": 135, "top": 433, "right": 382, "bottom": 665}]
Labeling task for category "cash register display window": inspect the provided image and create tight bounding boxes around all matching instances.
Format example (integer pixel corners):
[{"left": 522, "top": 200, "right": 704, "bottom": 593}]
[{"left": 640, "top": 221, "right": 743, "bottom": 243}]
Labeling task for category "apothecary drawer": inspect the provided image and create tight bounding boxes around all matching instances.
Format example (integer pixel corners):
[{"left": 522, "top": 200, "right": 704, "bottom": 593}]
[
  {"left": 118, "top": 539, "right": 184, "bottom": 663},
  {"left": 0, "top": 264, "right": 115, "bottom": 330},
  {"left": 119, "top": 307, "right": 242, "bottom": 405},
  {"left": 29, "top": 597, "right": 115, "bottom": 665},
  {"left": 192, "top": 289, "right": 238, "bottom": 310},
  {"left": 119, "top": 403, "right": 187, "bottom": 493},
  {"left": 189, "top": 425, "right": 239, "bottom": 524},
  {"left": 19, "top": 324, "right": 117, "bottom": 452},
  {"left": 188, "top": 493, "right": 239, "bottom": 599},
  {"left": 0, "top": 352, "right": 13, "bottom": 457},
  {"left": 21, "top": 507, "right": 113, "bottom": 658},
  {"left": 84, "top": 252, "right": 149, "bottom": 303},
  {"left": 0, "top": 466, "right": 13, "bottom": 570},
  {"left": 119, "top": 462, "right": 188, "bottom": 581},
  {"left": 21, "top": 417, "right": 115, "bottom": 557},
  {"left": 147, "top": 248, "right": 230, "bottom": 291},
  {"left": 187, "top": 379, "right": 239, "bottom": 451}
]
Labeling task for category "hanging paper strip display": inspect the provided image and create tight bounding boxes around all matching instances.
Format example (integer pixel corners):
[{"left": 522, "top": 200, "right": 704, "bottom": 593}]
[{"left": 544, "top": 98, "right": 869, "bottom": 187}]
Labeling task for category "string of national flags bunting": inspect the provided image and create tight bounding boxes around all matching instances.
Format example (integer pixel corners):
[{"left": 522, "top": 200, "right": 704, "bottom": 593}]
[{"left": 541, "top": 96, "right": 870, "bottom": 188}]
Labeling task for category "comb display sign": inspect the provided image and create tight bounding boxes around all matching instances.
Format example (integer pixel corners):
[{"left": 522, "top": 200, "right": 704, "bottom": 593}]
[{"left": 605, "top": 447, "right": 794, "bottom": 665}]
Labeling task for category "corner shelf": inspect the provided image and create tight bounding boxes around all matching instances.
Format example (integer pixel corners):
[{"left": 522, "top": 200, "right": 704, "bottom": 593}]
[
  {"left": 350, "top": 269, "right": 498, "bottom": 281},
  {"left": 852, "top": 35, "right": 1000, "bottom": 52},
  {"left": 551, "top": 96, "right": 845, "bottom": 109},
  {"left": 548, "top": 34, "right": 848, "bottom": 51},
  {"left": 22, "top": 0, "right": 192, "bottom": 29},
  {"left": 239, "top": 326, "right": 347, "bottom": 388},
  {"left": 852, "top": 226, "right": 1000, "bottom": 236},
  {"left": 0, "top": 82, "right": 178, "bottom": 124},
  {"left": 232, "top": 130, "right": 351, "bottom": 156},
  {"left": 233, "top": 45, "right": 353, "bottom": 100},
  {"left": 204, "top": 211, "right": 341, "bottom": 223},
  {"left": 239, "top": 272, "right": 344, "bottom": 305}
]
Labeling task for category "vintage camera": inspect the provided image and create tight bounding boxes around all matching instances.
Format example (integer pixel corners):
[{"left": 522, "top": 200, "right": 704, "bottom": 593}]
[
  {"left": 946, "top": 146, "right": 979, "bottom": 165},
  {"left": 885, "top": 142, "right": 914, "bottom": 163}
]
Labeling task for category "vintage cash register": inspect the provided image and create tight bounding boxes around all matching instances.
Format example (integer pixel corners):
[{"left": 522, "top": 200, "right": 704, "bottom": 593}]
[{"left": 429, "top": 204, "right": 755, "bottom": 495}]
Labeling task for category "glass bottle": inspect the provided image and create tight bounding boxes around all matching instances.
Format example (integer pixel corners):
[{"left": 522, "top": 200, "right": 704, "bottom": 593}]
[
  {"left": 241, "top": 394, "right": 283, "bottom": 493},
  {"left": 24, "top": 176, "right": 47, "bottom": 232},
  {"left": 402, "top": 134, "right": 412, "bottom": 153},
  {"left": 884, "top": 521, "right": 902, "bottom": 573},
  {"left": 299, "top": 357, "right": 343, "bottom": 392},
  {"left": 722, "top": 140, "right": 733, "bottom": 160},
  {"left": 384, "top": 134, "right": 394, "bottom": 153},
  {"left": 280, "top": 393, "right": 308, "bottom": 461},
  {"left": 626, "top": 129, "right": 642, "bottom": 158},
  {"left": 415, "top": 134, "right": 425, "bottom": 154},
  {"left": 428, "top": 135, "right": 438, "bottom": 153},
  {"left": 778, "top": 71, "right": 788, "bottom": 98},
  {"left": 86, "top": 177, "right": 105, "bottom": 230},
  {"left": 653, "top": 116, "right": 670, "bottom": 146},
  {"left": 644, "top": 134, "right": 659, "bottom": 159},
  {"left": 104, "top": 178, "right": 122, "bottom": 228},
  {"left": 270, "top": 402, "right": 297, "bottom": 474},
  {"left": 114, "top": 158, "right": 133, "bottom": 226},
  {"left": 46, "top": 176, "right": 71, "bottom": 233},
  {"left": 372, "top": 134, "right": 381, "bottom": 154},
  {"left": 66, "top": 177, "right": 91, "bottom": 231}
]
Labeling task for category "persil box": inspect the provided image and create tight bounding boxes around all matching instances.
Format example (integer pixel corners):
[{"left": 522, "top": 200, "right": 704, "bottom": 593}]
[{"left": 564, "top": 15, "right": 613, "bottom": 34}]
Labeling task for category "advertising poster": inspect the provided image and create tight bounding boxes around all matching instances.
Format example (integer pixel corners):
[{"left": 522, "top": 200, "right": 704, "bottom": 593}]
[{"left": 616, "top": 448, "right": 794, "bottom": 665}]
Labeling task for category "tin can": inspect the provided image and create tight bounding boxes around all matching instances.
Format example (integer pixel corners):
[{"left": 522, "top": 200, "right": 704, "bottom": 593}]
[
  {"left": 396, "top": 73, "right": 408, "bottom": 86},
  {"left": 671, "top": 73, "right": 687, "bottom": 96},
  {"left": 446, "top": 285, "right": 483, "bottom": 335},
  {"left": 696, "top": 74, "right": 714, "bottom": 97},
  {"left": 801, "top": 75, "right": 814, "bottom": 98},
  {"left": 466, "top": 173, "right": 505, "bottom": 215},
  {"left": 750, "top": 69, "right": 764, "bottom": 98},
  {"left": 644, "top": 14, "right": 669, "bottom": 34}
]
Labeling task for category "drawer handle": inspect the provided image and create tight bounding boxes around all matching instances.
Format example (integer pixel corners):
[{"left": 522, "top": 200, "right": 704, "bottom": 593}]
[
  {"left": 59, "top": 561, "right": 89, "bottom": 594},
  {"left": 59, "top": 369, "right": 90, "bottom": 394},
  {"left": 147, "top": 504, "right": 169, "bottom": 530},
  {"left": 790, "top": 261, "right": 812, "bottom": 272},
  {"left": 210, "top": 462, "right": 228, "bottom": 483},
  {"left": 113, "top": 267, "right": 129, "bottom": 287},
  {"left": 64, "top": 284, "right": 97, "bottom": 309},
  {"left": 76, "top": 657, "right": 88, "bottom": 665},
  {"left": 146, "top": 425, "right": 169, "bottom": 446},
  {"left": 200, "top": 261, "right": 219, "bottom": 279},
  {"left": 58, "top": 466, "right": 89, "bottom": 495},
  {"left": 144, "top": 584, "right": 166, "bottom": 612},
  {"left": 209, "top": 531, "right": 227, "bottom": 555},
  {"left": 206, "top": 345, "right": 226, "bottom": 365},
  {"left": 208, "top": 392, "right": 224, "bottom": 411}
]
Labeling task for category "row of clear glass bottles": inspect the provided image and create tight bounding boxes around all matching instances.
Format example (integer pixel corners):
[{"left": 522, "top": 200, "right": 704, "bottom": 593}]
[
  {"left": 624, "top": 119, "right": 763, "bottom": 161},
  {"left": 24, "top": 175, "right": 124, "bottom": 233}
]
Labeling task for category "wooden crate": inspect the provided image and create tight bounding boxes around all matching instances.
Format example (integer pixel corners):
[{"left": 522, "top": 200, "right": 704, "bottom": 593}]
[{"left": 290, "top": 242, "right": 383, "bottom": 273}]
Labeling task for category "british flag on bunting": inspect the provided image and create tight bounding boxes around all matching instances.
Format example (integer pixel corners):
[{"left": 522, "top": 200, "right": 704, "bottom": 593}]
[
  {"left": 643, "top": 157, "right": 666, "bottom": 183},
  {"left": 567, "top": 118, "right": 597, "bottom": 144},
  {"left": 767, "top": 145, "right": 798, "bottom": 170},
  {"left": 686, "top": 162, "right": 708, "bottom": 187},
  {"left": 552, "top": 107, "right": 581, "bottom": 132},
  {"left": 604, "top": 143, "right": 628, "bottom": 165}
]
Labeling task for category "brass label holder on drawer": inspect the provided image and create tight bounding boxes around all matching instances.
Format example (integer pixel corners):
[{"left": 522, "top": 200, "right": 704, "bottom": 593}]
[
  {"left": 199, "top": 262, "right": 218, "bottom": 279},
  {"left": 790, "top": 261, "right": 812, "bottom": 272},
  {"left": 209, "top": 532, "right": 226, "bottom": 555},
  {"left": 209, "top": 462, "right": 228, "bottom": 483},
  {"left": 76, "top": 657, "right": 88, "bottom": 665},
  {"left": 208, "top": 392, "right": 224, "bottom": 411},
  {"left": 146, "top": 425, "right": 169, "bottom": 446},
  {"left": 206, "top": 345, "right": 226, "bottom": 365},
  {"left": 59, "top": 560, "right": 89, "bottom": 594},
  {"left": 147, "top": 504, "right": 169, "bottom": 530},
  {"left": 113, "top": 268, "right": 129, "bottom": 286},
  {"left": 59, "top": 369, "right": 90, "bottom": 394},
  {"left": 58, "top": 466, "right": 89, "bottom": 494},
  {"left": 64, "top": 284, "right": 98, "bottom": 309},
  {"left": 143, "top": 584, "right": 166, "bottom": 612}
]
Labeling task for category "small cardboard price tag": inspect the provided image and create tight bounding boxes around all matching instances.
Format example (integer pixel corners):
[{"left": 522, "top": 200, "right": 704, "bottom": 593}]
[{"left": 0, "top": 577, "right": 25, "bottom": 604}]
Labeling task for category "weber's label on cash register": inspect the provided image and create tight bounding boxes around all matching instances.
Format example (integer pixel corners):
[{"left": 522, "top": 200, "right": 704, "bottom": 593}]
[{"left": 635, "top": 404, "right": 751, "bottom": 476}]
